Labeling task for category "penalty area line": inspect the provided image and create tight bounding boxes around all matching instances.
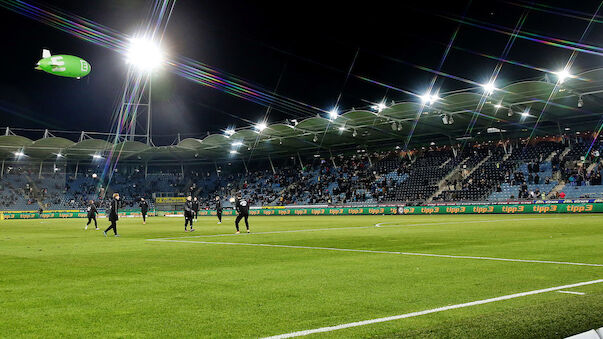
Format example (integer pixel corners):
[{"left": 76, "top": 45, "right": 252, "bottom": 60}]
[
  {"left": 260, "top": 279, "right": 603, "bottom": 338},
  {"left": 145, "top": 239, "right": 603, "bottom": 267}
]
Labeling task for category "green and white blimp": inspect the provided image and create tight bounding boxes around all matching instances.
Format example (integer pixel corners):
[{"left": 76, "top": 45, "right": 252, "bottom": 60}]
[{"left": 35, "top": 49, "right": 91, "bottom": 79}]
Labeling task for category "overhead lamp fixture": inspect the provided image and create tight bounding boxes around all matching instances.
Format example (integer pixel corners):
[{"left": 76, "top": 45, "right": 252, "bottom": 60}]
[
  {"left": 92, "top": 154, "right": 102, "bottom": 159},
  {"left": 224, "top": 128, "right": 235, "bottom": 136},
  {"left": 507, "top": 108, "right": 513, "bottom": 117},
  {"left": 420, "top": 92, "right": 439, "bottom": 105},
  {"left": 391, "top": 121, "right": 397, "bottom": 131},
  {"left": 14, "top": 150, "right": 25, "bottom": 157},
  {"left": 232, "top": 141, "right": 243, "bottom": 147},
  {"left": 328, "top": 108, "right": 338, "bottom": 120},
  {"left": 255, "top": 122, "right": 267, "bottom": 132},
  {"left": 352, "top": 129, "right": 358, "bottom": 137},
  {"left": 482, "top": 81, "right": 496, "bottom": 95},
  {"left": 56, "top": 153, "right": 63, "bottom": 158},
  {"left": 371, "top": 102, "right": 388, "bottom": 113},
  {"left": 494, "top": 104, "right": 502, "bottom": 109},
  {"left": 313, "top": 134, "right": 318, "bottom": 143},
  {"left": 578, "top": 96, "right": 584, "bottom": 108},
  {"left": 555, "top": 69, "right": 571, "bottom": 83},
  {"left": 521, "top": 108, "right": 530, "bottom": 117},
  {"left": 290, "top": 119, "right": 298, "bottom": 126},
  {"left": 229, "top": 150, "right": 238, "bottom": 154},
  {"left": 338, "top": 126, "right": 346, "bottom": 131}
]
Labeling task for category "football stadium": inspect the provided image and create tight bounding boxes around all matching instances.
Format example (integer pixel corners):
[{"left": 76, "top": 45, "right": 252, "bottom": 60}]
[{"left": 1, "top": 1, "right": 602, "bottom": 338}]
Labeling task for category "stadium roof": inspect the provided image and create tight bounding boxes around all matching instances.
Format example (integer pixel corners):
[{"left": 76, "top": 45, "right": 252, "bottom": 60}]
[{"left": 2, "top": 68, "right": 603, "bottom": 163}]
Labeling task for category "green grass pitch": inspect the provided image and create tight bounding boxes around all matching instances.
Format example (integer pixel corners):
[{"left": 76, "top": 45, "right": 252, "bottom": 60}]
[{"left": 0, "top": 214, "right": 602, "bottom": 338}]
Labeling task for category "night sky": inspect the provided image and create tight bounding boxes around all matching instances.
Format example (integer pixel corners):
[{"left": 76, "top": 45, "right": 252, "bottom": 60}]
[{"left": 1, "top": 0, "right": 603, "bottom": 144}]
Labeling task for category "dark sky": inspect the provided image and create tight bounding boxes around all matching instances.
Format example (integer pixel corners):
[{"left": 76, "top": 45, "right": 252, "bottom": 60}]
[{"left": 1, "top": 0, "right": 603, "bottom": 144}]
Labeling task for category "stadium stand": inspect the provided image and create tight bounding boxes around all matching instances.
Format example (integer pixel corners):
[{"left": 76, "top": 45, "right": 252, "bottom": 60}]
[{"left": 1, "top": 135, "right": 601, "bottom": 211}]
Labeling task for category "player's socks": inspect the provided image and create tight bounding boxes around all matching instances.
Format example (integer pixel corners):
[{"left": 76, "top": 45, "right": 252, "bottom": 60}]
[
  {"left": 115, "top": 234, "right": 120, "bottom": 237},
  {"left": 85, "top": 224, "right": 88, "bottom": 230},
  {"left": 103, "top": 231, "right": 107, "bottom": 237},
  {"left": 247, "top": 229, "right": 250, "bottom": 233}
]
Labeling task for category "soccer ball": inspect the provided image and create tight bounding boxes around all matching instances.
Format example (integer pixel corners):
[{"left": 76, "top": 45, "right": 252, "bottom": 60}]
[{"left": 92, "top": 173, "right": 97, "bottom": 179}]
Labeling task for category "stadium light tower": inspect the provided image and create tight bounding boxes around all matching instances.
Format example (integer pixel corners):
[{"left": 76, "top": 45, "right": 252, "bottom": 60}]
[{"left": 119, "top": 37, "right": 165, "bottom": 145}]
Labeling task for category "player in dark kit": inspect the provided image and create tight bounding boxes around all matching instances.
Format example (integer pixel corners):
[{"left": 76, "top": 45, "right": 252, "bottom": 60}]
[
  {"left": 85, "top": 200, "right": 98, "bottom": 230},
  {"left": 104, "top": 193, "right": 121, "bottom": 237},
  {"left": 234, "top": 193, "right": 250, "bottom": 234},
  {"left": 192, "top": 197, "right": 200, "bottom": 221},
  {"left": 215, "top": 196, "right": 222, "bottom": 224},
  {"left": 139, "top": 198, "right": 149, "bottom": 224},
  {"left": 184, "top": 196, "right": 195, "bottom": 232}
]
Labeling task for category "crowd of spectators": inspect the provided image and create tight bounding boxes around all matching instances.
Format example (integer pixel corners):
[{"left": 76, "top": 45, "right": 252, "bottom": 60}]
[{"left": 1, "top": 134, "right": 603, "bottom": 210}]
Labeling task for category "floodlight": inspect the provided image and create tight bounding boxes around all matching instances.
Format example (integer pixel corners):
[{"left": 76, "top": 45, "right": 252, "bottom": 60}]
[
  {"left": 578, "top": 96, "right": 584, "bottom": 108},
  {"left": 229, "top": 150, "right": 238, "bottom": 154},
  {"left": 338, "top": 126, "right": 346, "bottom": 131},
  {"left": 391, "top": 122, "right": 397, "bottom": 131},
  {"left": 371, "top": 102, "right": 387, "bottom": 113},
  {"left": 126, "top": 37, "right": 164, "bottom": 71},
  {"left": 352, "top": 129, "right": 358, "bottom": 137},
  {"left": 482, "top": 82, "right": 496, "bottom": 95},
  {"left": 224, "top": 128, "right": 235, "bottom": 136},
  {"left": 92, "top": 154, "right": 102, "bottom": 159},
  {"left": 232, "top": 141, "right": 243, "bottom": 147},
  {"left": 521, "top": 109, "right": 530, "bottom": 117},
  {"left": 255, "top": 122, "right": 267, "bottom": 132},
  {"left": 420, "top": 92, "right": 439, "bottom": 105},
  {"left": 313, "top": 134, "right": 318, "bottom": 142},
  {"left": 14, "top": 151, "right": 24, "bottom": 157},
  {"left": 328, "top": 108, "right": 338, "bottom": 120},
  {"left": 56, "top": 153, "right": 63, "bottom": 158},
  {"left": 494, "top": 104, "right": 502, "bottom": 109},
  {"left": 555, "top": 69, "right": 571, "bottom": 83}
]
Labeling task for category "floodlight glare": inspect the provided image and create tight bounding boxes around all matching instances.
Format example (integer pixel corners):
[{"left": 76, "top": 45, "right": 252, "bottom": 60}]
[
  {"left": 224, "top": 128, "right": 235, "bottom": 136},
  {"left": 521, "top": 109, "right": 530, "bottom": 117},
  {"left": 420, "top": 93, "right": 439, "bottom": 105},
  {"left": 232, "top": 141, "right": 243, "bottom": 147},
  {"left": 482, "top": 82, "right": 496, "bottom": 95},
  {"left": 328, "top": 108, "right": 338, "bottom": 120},
  {"left": 14, "top": 151, "right": 24, "bottom": 157},
  {"left": 338, "top": 126, "right": 346, "bottom": 131},
  {"left": 255, "top": 122, "right": 267, "bottom": 132},
  {"left": 126, "top": 37, "right": 164, "bottom": 71},
  {"left": 494, "top": 104, "right": 502, "bottom": 109},
  {"left": 92, "top": 154, "right": 102, "bottom": 159},
  {"left": 555, "top": 69, "right": 571, "bottom": 83},
  {"left": 56, "top": 153, "right": 63, "bottom": 158},
  {"left": 229, "top": 150, "right": 238, "bottom": 154},
  {"left": 371, "top": 102, "right": 388, "bottom": 113}
]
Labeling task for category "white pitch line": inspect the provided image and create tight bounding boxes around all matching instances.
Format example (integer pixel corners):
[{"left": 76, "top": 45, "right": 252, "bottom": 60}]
[
  {"left": 154, "top": 217, "right": 565, "bottom": 241},
  {"left": 146, "top": 239, "right": 603, "bottom": 267},
  {"left": 261, "top": 279, "right": 603, "bottom": 339},
  {"left": 556, "top": 290, "right": 586, "bottom": 295}
]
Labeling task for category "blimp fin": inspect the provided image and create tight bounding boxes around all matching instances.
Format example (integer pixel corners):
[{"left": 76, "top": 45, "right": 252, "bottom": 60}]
[{"left": 42, "top": 49, "right": 51, "bottom": 58}]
